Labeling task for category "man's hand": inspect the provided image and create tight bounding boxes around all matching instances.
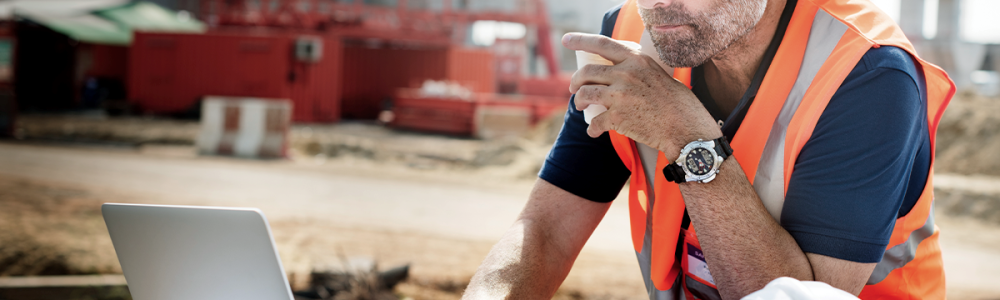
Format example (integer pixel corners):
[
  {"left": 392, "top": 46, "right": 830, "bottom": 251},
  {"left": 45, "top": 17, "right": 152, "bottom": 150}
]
[{"left": 562, "top": 32, "right": 721, "bottom": 159}]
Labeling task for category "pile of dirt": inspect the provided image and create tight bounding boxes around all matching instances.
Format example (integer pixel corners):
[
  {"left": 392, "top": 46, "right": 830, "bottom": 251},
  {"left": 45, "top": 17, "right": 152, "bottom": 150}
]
[
  {"left": 287, "top": 116, "right": 565, "bottom": 179},
  {"left": 14, "top": 115, "right": 546, "bottom": 177},
  {"left": 288, "top": 123, "right": 487, "bottom": 168},
  {"left": 294, "top": 264, "right": 409, "bottom": 300},
  {"left": 935, "top": 188, "right": 1000, "bottom": 225},
  {"left": 935, "top": 92, "right": 1000, "bottom": 176},
  {"left": 15, "top": 114, "right": 199, "bottom": 146}
]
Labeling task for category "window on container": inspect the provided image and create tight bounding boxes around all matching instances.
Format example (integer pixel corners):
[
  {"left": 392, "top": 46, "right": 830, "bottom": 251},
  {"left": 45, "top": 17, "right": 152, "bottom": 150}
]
[{"left": 471, "top": 21, "right": 527, "bottom": 47}]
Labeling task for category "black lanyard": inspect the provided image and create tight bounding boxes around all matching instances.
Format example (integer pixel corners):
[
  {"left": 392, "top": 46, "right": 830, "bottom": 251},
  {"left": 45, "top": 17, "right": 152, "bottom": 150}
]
[{"left": 679, "top": 0, "right": 798, "bottom": 231}]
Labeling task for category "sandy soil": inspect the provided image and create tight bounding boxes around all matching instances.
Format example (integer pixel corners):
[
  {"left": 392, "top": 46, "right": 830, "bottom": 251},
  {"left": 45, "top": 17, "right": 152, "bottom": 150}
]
[
  {"left": 935, "top": 92, "right": 1000, "bottom": 177},
  {"left": 0, "top": 142, "right": 644, "bottom": 299},
  {"left": 2, "top": 142, "right": 1000, "bottom": 299},
  {"left": 0, "top": 176, "right": 121, "bottom": 277},
  {"left": 4, "top": 95, "right": 1000, "bottom": 299},
  {"left": 936, "top": 216, "right": 1000, "bottom": 300}
]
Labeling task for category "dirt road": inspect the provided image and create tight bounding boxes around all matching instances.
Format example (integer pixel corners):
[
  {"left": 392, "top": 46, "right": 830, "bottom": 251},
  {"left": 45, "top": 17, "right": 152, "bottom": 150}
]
[
  {"left": 1, "top": 142, "right": 998, "bottom": 299},
  {"left": 0, "top": 142, "right": 644, "bottom": 298}
]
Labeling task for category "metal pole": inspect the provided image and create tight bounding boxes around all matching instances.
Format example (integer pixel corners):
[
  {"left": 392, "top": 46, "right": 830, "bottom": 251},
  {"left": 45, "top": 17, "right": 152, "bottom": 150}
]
[{"left": 532, "top": 0, "right": 560, "bottom": 77}]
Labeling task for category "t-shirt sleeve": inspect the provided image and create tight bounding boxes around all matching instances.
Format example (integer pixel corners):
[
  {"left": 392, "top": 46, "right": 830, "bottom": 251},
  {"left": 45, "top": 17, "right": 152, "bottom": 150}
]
[
  {"left": 539, "top": 96, "right": 631, "bottom": 202},
  {"left": 780, "top": 46, "right": 931, "bottom": 263},
  {"left": 537, "top": 5, "right": 631, "bottom": 203}
]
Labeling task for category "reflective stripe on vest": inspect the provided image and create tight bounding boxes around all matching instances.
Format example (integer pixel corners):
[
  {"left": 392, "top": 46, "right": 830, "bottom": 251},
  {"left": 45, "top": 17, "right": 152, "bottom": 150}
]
[
  {"left": 608, "top": 0, "right": 953, "bottom": 299},
  {"left": 611, "top": 2, "right": 687, "bottom": 297},
  {"left": 754, "top": 9, "right": 847, "bottom": 221}
]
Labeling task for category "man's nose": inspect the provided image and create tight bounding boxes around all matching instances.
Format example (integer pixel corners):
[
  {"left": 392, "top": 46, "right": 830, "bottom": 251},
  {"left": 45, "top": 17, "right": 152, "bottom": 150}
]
[{"left": 637, "top": 0, "right": 674, "bottom": 9}]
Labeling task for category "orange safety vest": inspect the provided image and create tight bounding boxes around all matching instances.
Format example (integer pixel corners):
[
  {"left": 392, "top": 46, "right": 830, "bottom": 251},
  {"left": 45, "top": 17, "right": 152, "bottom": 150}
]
[{"left": 608, "top": 0, "right": 953, "bottom": 299}]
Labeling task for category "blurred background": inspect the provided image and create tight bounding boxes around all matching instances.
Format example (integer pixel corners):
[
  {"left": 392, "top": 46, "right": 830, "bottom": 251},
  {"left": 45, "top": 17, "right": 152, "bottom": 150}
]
[{"left": 0, "top": 0, "right": 998, "bottom": 299}]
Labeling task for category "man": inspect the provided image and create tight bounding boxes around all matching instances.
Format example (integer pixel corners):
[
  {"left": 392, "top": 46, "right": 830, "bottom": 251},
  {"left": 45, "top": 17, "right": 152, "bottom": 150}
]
[{"left": 463, "top": 0, "right": 953, "bottom": 298}]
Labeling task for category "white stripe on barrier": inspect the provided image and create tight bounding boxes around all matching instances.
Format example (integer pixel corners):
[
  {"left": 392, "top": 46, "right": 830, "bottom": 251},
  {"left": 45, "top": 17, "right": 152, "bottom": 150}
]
[{"left": 197, "top": 96, "right": 292, "bottom": 159}]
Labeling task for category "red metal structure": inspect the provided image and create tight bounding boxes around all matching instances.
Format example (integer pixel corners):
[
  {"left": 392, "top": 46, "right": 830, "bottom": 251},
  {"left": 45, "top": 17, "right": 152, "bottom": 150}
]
[
  {"left": 193, "top": 0, "right": 561, "bottom": 77},
  {"left": 129, "top": 0, "right": 565, "bottom": 129},
  {"left": 339, "top": 44, "right": 495, "bottom": 119},
  {"left": 129, "top": 32, "right": 342, "bottom": 122}
]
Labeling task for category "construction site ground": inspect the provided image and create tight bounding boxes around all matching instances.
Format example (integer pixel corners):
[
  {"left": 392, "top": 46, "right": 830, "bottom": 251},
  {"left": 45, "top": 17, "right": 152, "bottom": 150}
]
[{"left": 3, "top": 92, "right": 1000, "bottom": 300}]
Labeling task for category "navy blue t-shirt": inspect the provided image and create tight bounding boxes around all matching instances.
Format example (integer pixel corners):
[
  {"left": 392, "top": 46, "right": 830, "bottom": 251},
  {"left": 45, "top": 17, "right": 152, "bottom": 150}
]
[{"left": 538, "top": 5, "right": 930, "bottom": 263}]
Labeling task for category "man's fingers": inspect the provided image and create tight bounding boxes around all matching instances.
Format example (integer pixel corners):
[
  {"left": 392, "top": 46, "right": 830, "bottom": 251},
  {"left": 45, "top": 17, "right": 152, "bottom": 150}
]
[
  {"left": 569, "top": 64, "right": 614, "bottom": 94},
  {"left": 573, "top": 85, "right": 609, "bottom": 111},
  {"left": 562, "top": 32, "right": 632, "bottom": 64},
  {"left": 586, "top": 110, "right": 612, "bottom": 138}
]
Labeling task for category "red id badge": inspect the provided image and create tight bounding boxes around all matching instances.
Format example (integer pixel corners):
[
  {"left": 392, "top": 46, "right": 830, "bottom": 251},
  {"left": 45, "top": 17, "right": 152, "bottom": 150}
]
[{"left": 681, "top": 228, "right": 719, "bottom": 299}]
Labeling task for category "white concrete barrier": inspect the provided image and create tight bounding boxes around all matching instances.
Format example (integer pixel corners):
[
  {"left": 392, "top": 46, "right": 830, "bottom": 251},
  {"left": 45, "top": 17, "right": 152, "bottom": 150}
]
[{"left": 197, "top": 96, "right": 291, "bottom": 158}]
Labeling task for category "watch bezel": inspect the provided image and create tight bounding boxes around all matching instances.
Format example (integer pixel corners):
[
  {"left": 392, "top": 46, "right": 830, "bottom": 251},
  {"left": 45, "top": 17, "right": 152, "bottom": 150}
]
[{"left": 677, "top": 139, "right": 723, "bottom": 183}]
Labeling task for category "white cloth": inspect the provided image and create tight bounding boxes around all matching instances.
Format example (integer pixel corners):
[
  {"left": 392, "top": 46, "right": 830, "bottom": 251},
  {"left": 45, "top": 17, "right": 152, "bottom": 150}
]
[{"left": 741, "top": 277, "right": 860, "bottom": 300}]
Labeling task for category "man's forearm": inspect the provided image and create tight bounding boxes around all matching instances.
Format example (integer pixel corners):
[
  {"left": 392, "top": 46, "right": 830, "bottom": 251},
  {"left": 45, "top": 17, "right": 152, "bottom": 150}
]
[
  {"left": 678, "top": 158, "right": 813, "bottom": 299},
  {"left": 463, "top": 179, "right": 611, "bottom": 299},
  {"left": 462, "top": 219, "right": 576, "bottom": 299}
]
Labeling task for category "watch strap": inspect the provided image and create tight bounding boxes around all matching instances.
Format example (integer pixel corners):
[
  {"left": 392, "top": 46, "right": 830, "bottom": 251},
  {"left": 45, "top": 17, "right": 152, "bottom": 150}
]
[
  {"left": 663, "top": 163, "right": 687, "bottom": 183},
  {"left": 714, "top": 136, "right": 733, "bottom": 160}
]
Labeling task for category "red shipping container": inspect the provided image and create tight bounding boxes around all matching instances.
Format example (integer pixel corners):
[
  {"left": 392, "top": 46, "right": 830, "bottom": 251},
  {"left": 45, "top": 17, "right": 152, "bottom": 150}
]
[
  {"left": 340, "top": 45, "right": 495, "bottom": 120},
  {"left": 446, "top": 48, "right": 494, "bottom": 94},
  {"left": 485, "top": 94, "right": 566, "bottom": 124},
  {"left": 391, "top": 92, "right": 566, "bottom": 137},
  {"left": 80, "top": 44, "right": 128, "bottom": 79},
  {"left": 340, "top": 46, "right": 449, "bottom": 119},
  {"left": 529, "top": 95, "right": 569, "bottom": 123},
  {"left": 391, "top": 90, "right": 478, "bottom": 136},
  {"left": 519, "top": 76, "right": 572, "bottom": 98},
  {"left": 128, "top": 31, "right": 342, "bottom": 122},
  {"left": 288, "top": 38, "right": 343, "bottom": 122}
]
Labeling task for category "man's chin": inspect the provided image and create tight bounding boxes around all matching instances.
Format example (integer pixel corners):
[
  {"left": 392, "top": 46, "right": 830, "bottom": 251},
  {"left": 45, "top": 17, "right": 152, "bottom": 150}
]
[
  {"left": 657, "top": 50, "right": 712, "bottom": 68},
  {"left": 651, "top": 37, "right": 714, "bottom": 68}
]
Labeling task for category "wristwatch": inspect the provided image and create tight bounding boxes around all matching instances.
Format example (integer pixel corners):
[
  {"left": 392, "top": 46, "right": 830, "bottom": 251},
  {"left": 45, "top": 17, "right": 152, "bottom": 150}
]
[{"left": 662, "top": 137, "right": 733, "bottom": 183}]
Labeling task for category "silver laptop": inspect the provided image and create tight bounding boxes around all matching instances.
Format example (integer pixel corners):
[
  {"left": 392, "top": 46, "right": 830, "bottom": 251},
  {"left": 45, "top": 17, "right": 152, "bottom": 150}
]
[{"left": 102, "top": 203, "right": 294, "bottom": 300}]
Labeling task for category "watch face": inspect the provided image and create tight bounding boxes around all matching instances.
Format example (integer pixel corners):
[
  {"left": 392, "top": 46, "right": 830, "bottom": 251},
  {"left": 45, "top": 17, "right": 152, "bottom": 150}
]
[{"left": 685, "top": 147, "right": 716, "bottom": 176}]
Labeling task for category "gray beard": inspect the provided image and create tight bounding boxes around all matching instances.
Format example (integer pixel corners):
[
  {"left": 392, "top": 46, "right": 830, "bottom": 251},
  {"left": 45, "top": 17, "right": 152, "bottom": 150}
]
[{"left": 640, "top": 0, "right": 766, "bottom": 68}]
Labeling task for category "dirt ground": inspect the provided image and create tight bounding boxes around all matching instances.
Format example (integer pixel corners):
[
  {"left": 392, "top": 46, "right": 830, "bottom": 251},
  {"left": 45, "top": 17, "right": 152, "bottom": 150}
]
[
  {"left": 0, "top": 172, "right": 502, "bottom": 299},
  {"left": 0, "top": 142, "right": 645, "bottom": 299},
  {"left": 3, "top": 92, "right": 1000, "bottom": 299},
  {"left": 12, "top": 90, "right": 1000, "bottom": 179},
  {"left": 1, "top": 142, "right": 1000, "bottom": 299},
  {"left": 0, "top": 176, "right": 120, "bottom": 277}
]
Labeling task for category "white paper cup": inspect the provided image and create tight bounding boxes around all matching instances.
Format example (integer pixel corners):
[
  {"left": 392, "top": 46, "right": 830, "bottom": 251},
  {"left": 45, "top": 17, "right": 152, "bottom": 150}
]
[
  {"left": 575, "top": 40, "right": 641, "bottom": 124},
  {"left": 575, "top": 51, "right": 613, "bottom": 70}
]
